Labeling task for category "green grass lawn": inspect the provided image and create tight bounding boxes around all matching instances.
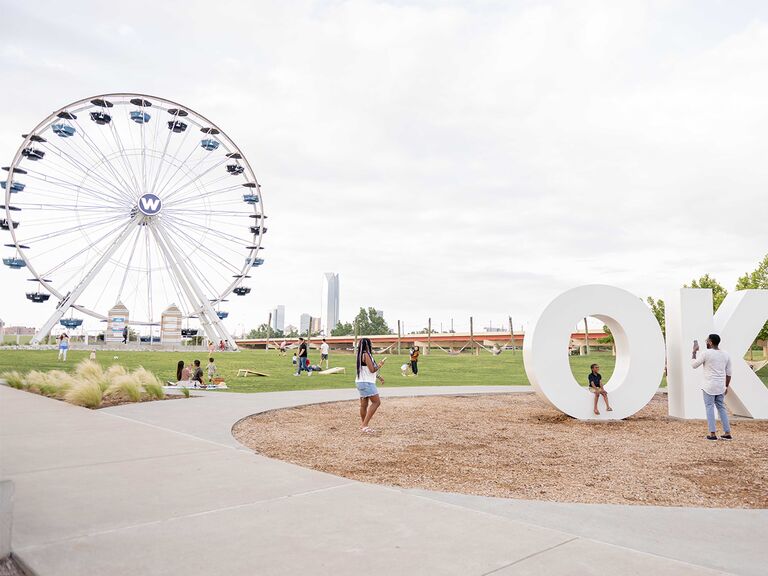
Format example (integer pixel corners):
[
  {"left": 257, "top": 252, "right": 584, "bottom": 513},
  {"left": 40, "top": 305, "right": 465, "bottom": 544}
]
[{"left": 0, "top": 348, "right": 764, "bottom": 393}]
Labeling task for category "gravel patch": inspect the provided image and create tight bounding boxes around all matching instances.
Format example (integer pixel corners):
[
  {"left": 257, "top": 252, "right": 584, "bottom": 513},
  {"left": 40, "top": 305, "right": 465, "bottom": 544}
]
[{"left": 233, "top": 393, "right": 768, "bottom": 508}]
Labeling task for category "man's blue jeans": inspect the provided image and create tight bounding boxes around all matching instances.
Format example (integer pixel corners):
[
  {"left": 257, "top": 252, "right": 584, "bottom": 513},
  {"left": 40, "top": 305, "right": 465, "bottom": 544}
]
[
  {"left": 702, "top": 391, "right": 730, "bottom": 434},
  {"left": 296, "top": 357, "right": 308, "bottom": 375}
]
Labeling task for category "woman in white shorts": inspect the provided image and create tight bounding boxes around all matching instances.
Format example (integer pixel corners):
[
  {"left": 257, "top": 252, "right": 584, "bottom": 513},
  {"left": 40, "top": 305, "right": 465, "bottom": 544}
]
[{"left": 355, "top": 337, "right": 386, "bottom": 434}]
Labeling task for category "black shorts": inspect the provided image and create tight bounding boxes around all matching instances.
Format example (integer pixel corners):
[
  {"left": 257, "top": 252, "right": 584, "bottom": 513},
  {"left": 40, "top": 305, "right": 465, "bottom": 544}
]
[{"left": 321, "top": 354, "right": 328, "bottom": 360}]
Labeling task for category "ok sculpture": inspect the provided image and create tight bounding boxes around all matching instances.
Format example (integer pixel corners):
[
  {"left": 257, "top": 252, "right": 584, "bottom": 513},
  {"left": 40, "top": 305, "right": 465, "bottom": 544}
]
[{"left": 523, "top": 285, "right": 768, "bottom": 421}]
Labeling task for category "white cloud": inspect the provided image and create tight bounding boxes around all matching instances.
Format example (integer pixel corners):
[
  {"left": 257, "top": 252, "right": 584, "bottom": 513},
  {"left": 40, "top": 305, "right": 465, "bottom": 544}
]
[{"left": 1, "top": 1, "right": 767, "bottom": 335}]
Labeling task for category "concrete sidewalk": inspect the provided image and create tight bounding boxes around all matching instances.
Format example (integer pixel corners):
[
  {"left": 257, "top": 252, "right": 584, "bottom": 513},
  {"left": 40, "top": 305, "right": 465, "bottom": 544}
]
[{"left": 1, "top": 385, "right": 763, "bottom": 575}]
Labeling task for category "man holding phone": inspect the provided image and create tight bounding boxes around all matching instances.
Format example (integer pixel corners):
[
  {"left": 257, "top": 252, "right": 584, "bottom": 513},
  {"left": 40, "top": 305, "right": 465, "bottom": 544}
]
[{"left": 692, "top": 334, "right": 733, "bottom": 440}]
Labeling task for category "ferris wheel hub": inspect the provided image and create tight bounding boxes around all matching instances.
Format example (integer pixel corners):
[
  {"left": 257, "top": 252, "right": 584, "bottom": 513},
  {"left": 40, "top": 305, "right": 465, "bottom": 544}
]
[{"left": 137, "top": 193, "right": 162, "bottom": 216}]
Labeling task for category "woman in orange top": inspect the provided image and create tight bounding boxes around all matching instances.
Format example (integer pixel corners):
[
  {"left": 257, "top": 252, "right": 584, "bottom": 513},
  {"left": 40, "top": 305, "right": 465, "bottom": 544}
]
[{"left": 410, "top": 346, "right": 420, "bottom": 376}]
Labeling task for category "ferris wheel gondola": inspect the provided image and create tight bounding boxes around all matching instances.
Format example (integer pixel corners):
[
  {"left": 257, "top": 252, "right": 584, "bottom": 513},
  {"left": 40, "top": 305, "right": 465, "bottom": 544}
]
[{"left": 2, "top": 93, "right": 267, "bottom": 348}]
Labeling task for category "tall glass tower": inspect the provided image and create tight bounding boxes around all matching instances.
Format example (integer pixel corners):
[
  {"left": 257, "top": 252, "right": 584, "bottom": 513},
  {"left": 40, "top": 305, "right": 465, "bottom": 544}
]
[{"left": 321, "top": 273, "right": 339, "bottom": 335}]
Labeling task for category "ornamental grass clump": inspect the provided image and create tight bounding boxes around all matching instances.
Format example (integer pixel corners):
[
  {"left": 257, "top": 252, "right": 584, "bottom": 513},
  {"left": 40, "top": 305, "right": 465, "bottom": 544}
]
[
  {"left": 64, "top": 380, "right": 103, "bottom": 408},
  {"left": 106, "top": 374, "right": 143, "bottom": 403},
  {"left": 1, "top": 370, "right": 25, "bottom": 389},
  {"left": 132, "top": 366, "right": 164, "bottom": 399},
  {"left": 37, "top": 370, "right": 75, "bottom": 398},
  {"left": 75, "top": 360, "right": 110, "bottom": 392}
]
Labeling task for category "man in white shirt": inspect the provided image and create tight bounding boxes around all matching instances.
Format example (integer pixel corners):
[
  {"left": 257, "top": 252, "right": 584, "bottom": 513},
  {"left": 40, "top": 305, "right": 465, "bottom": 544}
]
[
  {"left": 320, "top": 338, "right": 330, "bottom": 369},
  {"left": 691, "top": 333, "right": 733, "bottom": 440}
]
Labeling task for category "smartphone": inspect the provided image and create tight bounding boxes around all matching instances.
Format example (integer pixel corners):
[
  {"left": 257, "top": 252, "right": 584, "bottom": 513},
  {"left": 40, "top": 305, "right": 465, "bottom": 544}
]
[{"left": 693, "top": 339, "right": 699, "bottom": 347}]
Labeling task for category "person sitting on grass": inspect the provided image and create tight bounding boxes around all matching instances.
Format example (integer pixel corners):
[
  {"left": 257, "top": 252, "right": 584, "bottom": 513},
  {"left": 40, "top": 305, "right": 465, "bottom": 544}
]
[
  {"left": 192, "top": 359, "right": 204, "bottom": 388},
  {"left": 173, "top": 360, "right": 192, "bottom": 387},
  {"left": 588, "top": 363, "right": 612, "bottom": 415}
]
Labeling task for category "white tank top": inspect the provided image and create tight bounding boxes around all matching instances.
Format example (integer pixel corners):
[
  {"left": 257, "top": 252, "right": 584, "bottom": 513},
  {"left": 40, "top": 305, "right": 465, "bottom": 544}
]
[{"left": 356, "top": 355, "right": 377, "bottom": 383}]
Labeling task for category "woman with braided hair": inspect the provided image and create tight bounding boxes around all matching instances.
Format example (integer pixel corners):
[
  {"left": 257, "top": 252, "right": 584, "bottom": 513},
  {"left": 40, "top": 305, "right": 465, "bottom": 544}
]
[{"left": 355, "top": 337, "right": 386, "bottom": 434}]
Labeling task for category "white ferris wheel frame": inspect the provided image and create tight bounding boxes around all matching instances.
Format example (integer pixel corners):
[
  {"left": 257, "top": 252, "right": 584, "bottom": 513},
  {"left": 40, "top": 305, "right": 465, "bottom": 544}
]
[{"left": 3, "top": 93, "right": 267, "bottom": 350}]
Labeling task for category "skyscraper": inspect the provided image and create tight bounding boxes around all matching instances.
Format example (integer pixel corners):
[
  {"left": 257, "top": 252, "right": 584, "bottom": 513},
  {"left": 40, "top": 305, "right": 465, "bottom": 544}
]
[
  {"left": 321, "top": 273, "right": 339, "bottom": 335},
  {"left": 299, "top": 313, "right": 311, "bottom": 335},
  {"left": 270, "top": 305, "right": 285, "bottom": 332}
]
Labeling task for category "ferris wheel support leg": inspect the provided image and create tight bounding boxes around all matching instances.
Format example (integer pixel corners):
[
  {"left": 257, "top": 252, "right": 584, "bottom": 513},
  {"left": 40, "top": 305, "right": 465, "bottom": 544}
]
[
  {"left": 31, "top": 221, "right": 137, "bottom": 345},
  {"left": 149, "top": 225, "right": 239, "bottom": 351}
]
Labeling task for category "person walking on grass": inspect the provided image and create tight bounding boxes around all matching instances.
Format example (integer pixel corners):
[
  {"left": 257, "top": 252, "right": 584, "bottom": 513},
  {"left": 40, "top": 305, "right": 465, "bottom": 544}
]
[
  {"left": 320, "top": 338, "right": 330, "bottom": 369},
  {"left": 294, "top": 337, "right": 308, "bottom": 376},
  {"left": 410, "top": 345, "right": 420, "bottom": 376},
  {"left": 356, "top": 337, "right": 386, "bottom": 434},
  {"left": 692, "top": 334, "right": 733, "bottom": 441},
  {"left": 207, "top": 357, "right": 217, "bottom": 383},
  {"left": 57, "top": 332, "right": 69, "bottom": 361},
  {"left": 588, "top": 363, "right": 612, "bottom": 415}
]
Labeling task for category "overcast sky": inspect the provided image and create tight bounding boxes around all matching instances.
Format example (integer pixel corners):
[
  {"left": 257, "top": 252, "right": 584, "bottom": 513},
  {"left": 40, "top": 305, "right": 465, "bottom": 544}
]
[{"left": 1, "top": 0, "right": 767, "bottom": 335}]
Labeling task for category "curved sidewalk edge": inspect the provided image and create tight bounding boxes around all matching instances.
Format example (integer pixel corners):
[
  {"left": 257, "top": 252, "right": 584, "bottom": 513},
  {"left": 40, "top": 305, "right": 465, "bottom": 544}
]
[{"left": 1, "top": 384, "right": 763, "bottom": 576}]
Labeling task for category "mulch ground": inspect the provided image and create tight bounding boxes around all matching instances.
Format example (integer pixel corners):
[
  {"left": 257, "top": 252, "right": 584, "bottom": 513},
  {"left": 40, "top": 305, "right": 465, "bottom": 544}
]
[
  {"left": 233, "top": 393, "right": 768, "bottom": 508},
  {"left": 98, "top": 393, "right": 190, "bottom": 409}
]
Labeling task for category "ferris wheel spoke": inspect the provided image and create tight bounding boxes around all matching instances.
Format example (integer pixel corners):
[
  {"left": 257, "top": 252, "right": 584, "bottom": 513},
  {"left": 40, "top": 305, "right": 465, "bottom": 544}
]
[
  {"left": 13, "top": 202, "right": 127, "bottom": 213},
  {"left": 161, "top": 157, "right": 232, "bottom": 203},
  {"left": 70, "top": 116, "right": 139, "bottom": 201},
  {"left": 159, "top": 219, "right": 242, "bottom": 310},
  {"left": 30, "top": 219, "right": 137, "bottom": 344},
  {"left": 167, "top": 173, "right": 236, "bottom": 205},
  {"left": 108, "top": 122, "right": 143, "bottom": 198},
  {"left": 32, "top": 218, "right": 134, "bottom": 277},
  {"left": 148, "top": 121, "right": 175, "bottom": 196},
  {"left": 154, "top": 143, "right": 207, "bottom": 200},
  {"left": 23, "top": 162, "right": 132, "bottom": 207},
  {"left": 160, "top": 217, "right": 244, "bottom": 276},
  {"left": 19, "top": 213, "right": 126, "bottom": 246},
  {"left": 152, "top": 119, "right": 195, "bottom": 198},
  {"left": 38, "top": 137, "right": 134, "bottom": 204},
  {"left": 149, "top": 224, "right": 227, "bottom": 344},
  {"left": 161, "top": 212, "right": 253, "bottom": 247},
  {"left": 116, "top": 225, "right": 143, "bottom": 304},
  {"left": 163, "top": 183, "right": 247, "bottom": 209}
]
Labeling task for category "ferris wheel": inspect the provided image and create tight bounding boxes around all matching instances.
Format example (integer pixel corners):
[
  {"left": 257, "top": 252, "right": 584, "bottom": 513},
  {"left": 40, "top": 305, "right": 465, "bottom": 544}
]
[{"left": 1, "top": 93, "right": 267, "bottom": 349}]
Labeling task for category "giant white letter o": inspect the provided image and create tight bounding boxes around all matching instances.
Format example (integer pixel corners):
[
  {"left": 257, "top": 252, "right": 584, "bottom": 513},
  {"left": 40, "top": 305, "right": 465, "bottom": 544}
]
[{"left": 523, "top": 285, "right": 666, "bottom": 420}]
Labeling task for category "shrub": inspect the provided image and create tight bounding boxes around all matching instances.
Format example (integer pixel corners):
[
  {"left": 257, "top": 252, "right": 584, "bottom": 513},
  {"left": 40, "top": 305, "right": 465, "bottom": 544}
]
[
  {"left": 180, "top": 386, "right": 190, "bottom": 398},
  {"left": 65, "top": 380, "right": 103, "bottom": 408},
  {"left": 1, "top": 371, "right": 25, "bottom": 389},
  {"left": 106, "top": 374, "right": 142, "bottom": 403}
]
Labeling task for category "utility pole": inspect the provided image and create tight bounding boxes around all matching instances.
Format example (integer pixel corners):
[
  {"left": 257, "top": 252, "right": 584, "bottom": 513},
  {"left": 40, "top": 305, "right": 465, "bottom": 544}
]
[
  {"left": 266, "top": 312, "right": 272, "bottom": 352},
  {"left": 470, "top": 316, "right": 477, "bottom": 356},
  {"left": 584, "top": 317, "right": 590, "bottom": 355},
  {"left": 397, "top": 320, "right": 401, "bottom": 355},
  {"left": 427, "top": 317, "right": 431, "bottom": 355},
  {"left": 509, "top": 316, "right": 514, "bottom": 354}
]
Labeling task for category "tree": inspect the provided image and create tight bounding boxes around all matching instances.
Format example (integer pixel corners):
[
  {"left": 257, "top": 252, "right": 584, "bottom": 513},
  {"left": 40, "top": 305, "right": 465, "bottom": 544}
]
[
  {"left": 736, "top": 253, "right": 768, "bottom": 345},
  {"left": 646, "top": 297, "right": 665, "bottom": 336},
  {"left": 331, "top": 321, "right": 354, "bottom": 336},
  {"left": 357, "top": 307, "right": 391, "bottom": 335},
  {"left": 599, "top": 325, "right": 614, "bottom": 344},
  {"left": 246, "top": 324, "right": 283, "bottom": 339},
  {"left": 684, "top": 274, "right": 728, "bottom": 312}
]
